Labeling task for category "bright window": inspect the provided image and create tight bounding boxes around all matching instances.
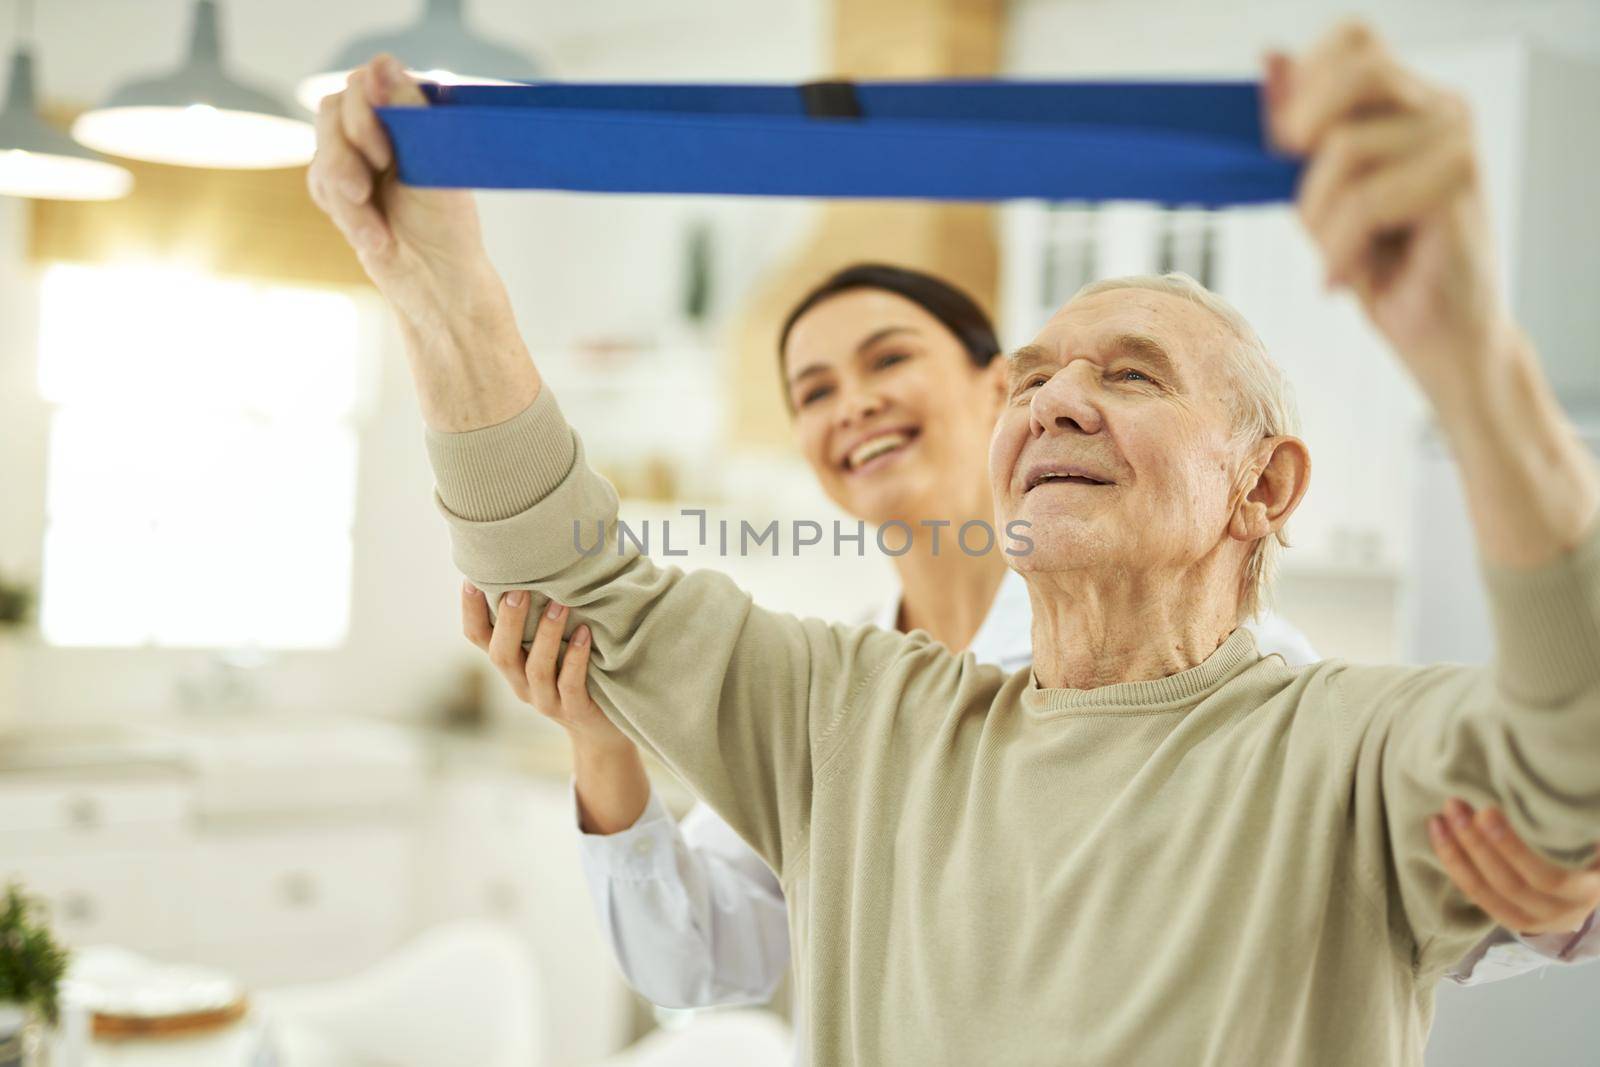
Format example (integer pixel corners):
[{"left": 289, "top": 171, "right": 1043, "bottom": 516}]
[{"left": 35, "top": 263, "right": 368, "bottom": 650}]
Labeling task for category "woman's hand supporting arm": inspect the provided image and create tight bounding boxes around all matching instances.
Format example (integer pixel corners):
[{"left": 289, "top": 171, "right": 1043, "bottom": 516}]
[
  {"left": 464, "top": 573, "right": 794, "bottom": 1009},
  {"left": 572, "top": 743, "right": 653, "bottom": 836},
  {"left": 462, "top": 579, "right": 652, "bottom": 834}
]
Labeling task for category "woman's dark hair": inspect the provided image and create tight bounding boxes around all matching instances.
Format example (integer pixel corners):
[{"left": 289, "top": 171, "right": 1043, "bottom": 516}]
[{"left": 777, "top": 264, "right": 1001, "bottom": 404}]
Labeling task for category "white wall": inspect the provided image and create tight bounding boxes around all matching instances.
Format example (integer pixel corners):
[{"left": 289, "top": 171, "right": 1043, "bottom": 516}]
[{"left": 1004, "top": 0, "right": 1600, "bottom": 74}]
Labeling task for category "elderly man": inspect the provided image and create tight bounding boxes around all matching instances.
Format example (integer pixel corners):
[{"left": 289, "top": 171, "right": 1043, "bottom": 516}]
[{"left": 310, "top": 21, "right": 1599, "bottom": 1065}]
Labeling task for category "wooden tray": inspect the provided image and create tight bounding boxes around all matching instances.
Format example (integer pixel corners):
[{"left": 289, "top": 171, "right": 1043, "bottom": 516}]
[{"left": 91, "top": 996, "right": 249, "bottom": 1040}]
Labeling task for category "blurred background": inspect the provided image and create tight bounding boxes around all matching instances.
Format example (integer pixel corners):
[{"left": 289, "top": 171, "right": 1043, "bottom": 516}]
[{"left": 0, "top": 0, "right": 1595, "bottom": 1064}]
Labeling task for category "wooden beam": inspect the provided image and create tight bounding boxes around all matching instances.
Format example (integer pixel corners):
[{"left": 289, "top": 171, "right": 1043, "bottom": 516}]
[
  {"left": 27, "top": 103, "right": 370, "bottom": 289},
  {"left": 729, "top": 0, "right": 1004, "bottom": 447}
]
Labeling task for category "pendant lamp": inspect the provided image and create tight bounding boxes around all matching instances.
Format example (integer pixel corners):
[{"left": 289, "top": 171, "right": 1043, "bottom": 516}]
[
  {"left": 72, "top": 0, "right": 313, "bottom": 169},
  {"left": 296, "top": 0, "right": 539, "bottom": 112},
  {"left": 0, "top": 0, "right": 131, "bottom": 199}
]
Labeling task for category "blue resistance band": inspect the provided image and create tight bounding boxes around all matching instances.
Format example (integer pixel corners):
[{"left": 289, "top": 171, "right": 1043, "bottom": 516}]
[{"left": 376, "top": 80, "right": 1302, "bottom": 207}]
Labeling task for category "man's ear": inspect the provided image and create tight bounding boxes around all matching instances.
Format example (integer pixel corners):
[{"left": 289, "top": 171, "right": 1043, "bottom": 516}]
[{"left": 1228, "top": 436, "right": 1311, "bottom": 544}]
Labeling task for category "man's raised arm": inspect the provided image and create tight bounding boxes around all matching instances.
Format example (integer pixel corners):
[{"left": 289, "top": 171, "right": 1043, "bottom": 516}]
[
  {"left": 306, "top": 55, "right": 918, "bottom": 876},
  {"left": 1268, "top": 22, "right": 1600, "bottom": 978},
  {"left": 306, "top": 54, "right": 539, "bottom": 436},
  {"left": 1267, "top": 24, "right": 1598, "bottom": 565}
]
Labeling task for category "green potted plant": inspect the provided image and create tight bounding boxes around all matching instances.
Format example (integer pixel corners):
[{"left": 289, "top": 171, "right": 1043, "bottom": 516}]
[
  {"left": 0, "top": 571, "right": 35, "bottom": 739},
  {"left": 0, "top": 575, "right": 32, "bottom": 632},
  {"left": 0, "top": 883, "right": 69, "bottom": 1067}
]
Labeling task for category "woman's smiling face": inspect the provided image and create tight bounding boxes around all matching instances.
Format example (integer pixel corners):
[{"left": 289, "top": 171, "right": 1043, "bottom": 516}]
[{"left": 783, "top": 287, "right": 1006, "bottom": 527}]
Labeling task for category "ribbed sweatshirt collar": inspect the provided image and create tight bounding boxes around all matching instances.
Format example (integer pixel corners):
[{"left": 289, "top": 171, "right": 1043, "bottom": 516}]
[{"left": 1020, "top": 625, "right": 1263, "bottom": 716}]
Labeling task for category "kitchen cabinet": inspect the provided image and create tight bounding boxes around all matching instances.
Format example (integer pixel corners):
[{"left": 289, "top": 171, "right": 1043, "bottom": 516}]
[
  {"left": 421, "top": 770, "right": 635, "bottom": 1066},
  {"left": 1408, "top": 423, "right": 1599, "bottom": 666},
  {"left": 0, "top": 770, "right": 418, "bottom": 988},
  {"left": 0, "top": 725, "right": 640, "bottom": 1062},
  {"left": 0, "top": 773, "right": 191, "bottom": 956},
  {"left": 0, "top": 775, "right": 189, "bottom": 837},
  {"left": 182, "top": 822, "right": 417, "bottom": 987},
  {"left": 1406, "top": 43, "right": 1600, "bottom": 410},
  {"left": 2, "top": 847, "right": 186, "bottom": 954}
]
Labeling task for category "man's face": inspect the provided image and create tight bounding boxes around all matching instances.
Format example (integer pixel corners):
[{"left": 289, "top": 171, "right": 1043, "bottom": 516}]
[{"left": 990, "top": 288, "right": 1247, "bottom": 578}]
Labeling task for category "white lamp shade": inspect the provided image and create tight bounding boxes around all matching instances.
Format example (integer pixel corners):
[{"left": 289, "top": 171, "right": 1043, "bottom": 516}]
[
  {"left": 0, "top": 147, "right": 133, "bottom": 200},
  {"left": 0, "top": 48, "right": 132, "bottom": 199},
  {"left": 72, "top": 105, "right": 314, "bottom": 169},
  {"left": 297, "top": 68, "right": 522, "bottom": 114},
  {"left": 74, "top": 0, "right": 313, "bottom": 169}
]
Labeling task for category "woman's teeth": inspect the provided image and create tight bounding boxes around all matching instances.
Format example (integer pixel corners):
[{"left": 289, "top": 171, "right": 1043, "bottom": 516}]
[{"left": 848, "top": 432, "right": 912, "bottom": 470}]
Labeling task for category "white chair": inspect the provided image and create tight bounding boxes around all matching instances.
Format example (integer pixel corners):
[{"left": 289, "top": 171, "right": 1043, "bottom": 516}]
[
  {"left": 594, "top": 1010, "right": 793, "bottom": 1067},
  {"left": 254, "top": 920, "right": 542, "bottom": 1067}
]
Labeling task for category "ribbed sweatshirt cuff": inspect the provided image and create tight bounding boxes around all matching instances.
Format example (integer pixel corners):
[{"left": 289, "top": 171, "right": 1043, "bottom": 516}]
[
  {"left": 570, "top": 778, "right": 681, "bottom": 881},
  {"left": 1483, "top": 513, "right": 1600, "bottom": 707},
  {"left": 423, "top": 385, "right": 576, "bottom": 522}
]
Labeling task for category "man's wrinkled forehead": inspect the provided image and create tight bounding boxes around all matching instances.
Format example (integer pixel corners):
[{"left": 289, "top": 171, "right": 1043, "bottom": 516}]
[{"left": 1011, "top": 289, "right": 1218, "bottom": 388}]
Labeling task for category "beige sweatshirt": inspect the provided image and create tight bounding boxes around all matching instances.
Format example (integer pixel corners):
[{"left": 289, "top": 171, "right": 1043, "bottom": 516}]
[{"left": 425, "top": 386, "right": 1600, "bottom": 1066}]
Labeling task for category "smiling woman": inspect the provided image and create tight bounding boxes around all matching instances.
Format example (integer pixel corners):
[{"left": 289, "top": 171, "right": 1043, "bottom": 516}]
[
  {"left": 779, "top": 265, "right": 1001, "bottom": 390},
  {"left": 776, "top": 264, "right": 1007, "bottom": 546}
]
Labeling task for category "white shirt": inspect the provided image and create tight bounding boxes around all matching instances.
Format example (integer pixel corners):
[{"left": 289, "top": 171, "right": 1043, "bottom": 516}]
[{"left": 572, "top": 572, "right": 1592, "bottom": 1046}]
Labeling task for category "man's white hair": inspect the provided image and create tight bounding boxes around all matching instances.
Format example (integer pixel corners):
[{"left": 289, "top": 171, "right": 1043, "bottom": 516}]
[{"left": 1068, "top": 272, "right": 1301, "bottom": 622}]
